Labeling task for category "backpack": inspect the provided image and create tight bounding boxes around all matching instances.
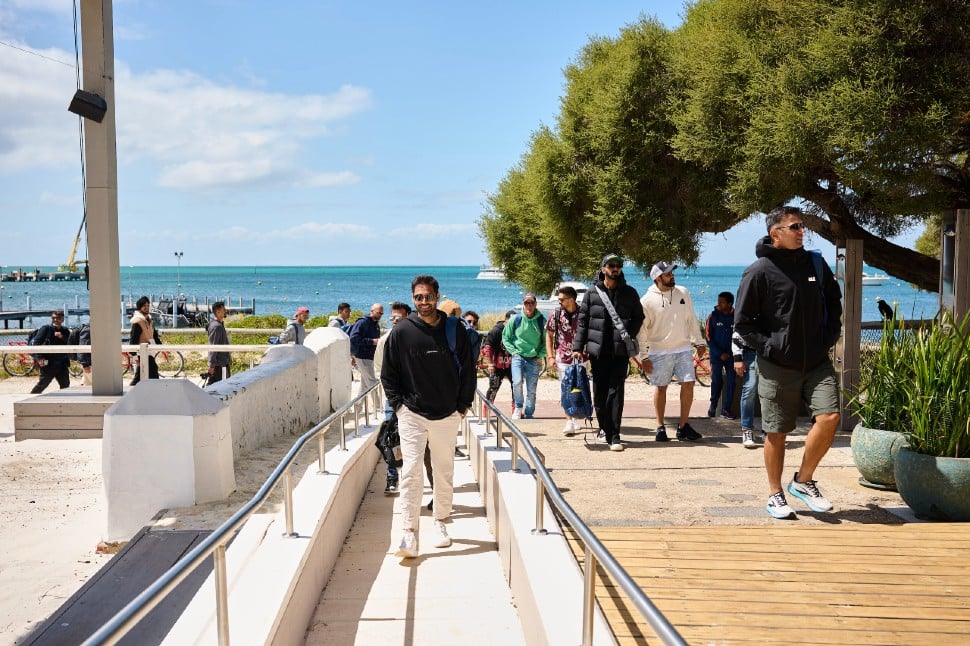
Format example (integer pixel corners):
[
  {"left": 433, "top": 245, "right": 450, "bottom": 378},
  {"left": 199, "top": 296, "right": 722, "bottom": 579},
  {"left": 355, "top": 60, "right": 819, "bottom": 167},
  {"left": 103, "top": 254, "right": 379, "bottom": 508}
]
[
  {"left": 347, "top": 317, "right": 366, "bottom": 357},
  {"left": 560, "top": 363, "right": 593, "bottom": 420},
  {"left": 267, "top": 321, "right": 297, "bottom": 345},
  {"left": 28, "top": 325, "right": 51, "bottom": 360},
  {"left": 376, "top": 414, "right": 402, "bottom": 467},
  {"left": 444, "top": 316, "right": 481, "bottom": 375}
]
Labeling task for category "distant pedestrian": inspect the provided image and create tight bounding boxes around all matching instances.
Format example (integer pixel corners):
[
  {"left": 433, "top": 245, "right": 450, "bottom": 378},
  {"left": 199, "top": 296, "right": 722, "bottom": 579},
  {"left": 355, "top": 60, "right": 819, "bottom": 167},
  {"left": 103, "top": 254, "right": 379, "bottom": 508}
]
[
  {"left": 482, "top": 310, "right": 515, "bottom": 409},
  {"left": 735, "top": 206, "right": 843, "bottom": 519},
  {"left": 375, "top": 301, "right": 411, "bottom": 495},
  {"left": 29, "top": 310, "right": 72, "bottom": 394},
  {"left": 129, "top": 296, "right": 162, "bottom": 385},
  {"left": 206, "top": 301, "right": 231, "bottom": 384},
  {"left": 636, "top": 261, "right": 707, "bottom": 443},
  {"left": 328, "top": 302, "right": 351, "bottom": 328},
  {"left": 381, "top": 275, "right": 476, "bottom": 558},
  {"left": 546, "top": 285, "right": 587, "bottom": 436},
  {"left": 705, "top": 291, "right": 737, "bottom": 420},
  {"left": 572, "top": 254, "right": 644, "bottom": 452},
  {"left": 349, "top": 303, "right": 384, "bottom": 392},
  {"left": 72, "top": 320, "right": 92, "bottom": 386},
  {"left": 732, "top": 329, "right": 761, "bottom": 448},
  {"left": 278, "top": 306, "right": 309, "bottom": 345},
  {"left": 462, "top": 311, "right": 479, "bottom": 330},
  {"left": 503, "top": 293, "right": 547, "bottom": 420}
]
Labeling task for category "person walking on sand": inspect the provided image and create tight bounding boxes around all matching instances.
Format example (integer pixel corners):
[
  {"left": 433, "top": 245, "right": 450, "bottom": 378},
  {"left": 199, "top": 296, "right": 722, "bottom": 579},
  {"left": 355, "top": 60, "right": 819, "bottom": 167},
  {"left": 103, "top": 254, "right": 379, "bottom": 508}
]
[
  {"left": 572, "top": 254, "right": 644, "bottom": 452},
  {"left": 482, "top": 310, "right": 515, "bottom": 410},
  {"left": 735, "top": 206, "right": 843, "bottom": 519},
  {"left": 503, "top": 293, "right": 547, "bottom": 420},
  {"left": 129, "top": 296, "right": 162, "bottom": 386},
  {"left": 206, "top": 301, "right": 231, "bottom": 384},
  {"left": 732, "top": 328, "right": 762, "bottom": 448},
  {"left": 636, "top": 262, "right": 707, "bottom": 442},
  {"left": 350, "top": 302, "right": 384, "bottom": 392},
  {"left": 29, "top": 310, "right": 72, "bottom": 394},
  {"left": 381, "top": 275, "right": 476, "bottom": 558},
  {"left": 546, "top": 285, "right": 587, "bottom": 436}
]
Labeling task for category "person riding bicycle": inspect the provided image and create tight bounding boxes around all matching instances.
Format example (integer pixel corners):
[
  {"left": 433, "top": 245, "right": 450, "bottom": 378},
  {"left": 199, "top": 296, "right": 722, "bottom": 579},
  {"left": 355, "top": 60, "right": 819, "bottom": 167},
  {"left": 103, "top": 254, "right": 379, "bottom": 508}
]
[
  {"left": 635, "top": 262, "right": 707, "bottom": 442},
  {"left": 129, "top": 296, "right": 162, "bottom": 385}
]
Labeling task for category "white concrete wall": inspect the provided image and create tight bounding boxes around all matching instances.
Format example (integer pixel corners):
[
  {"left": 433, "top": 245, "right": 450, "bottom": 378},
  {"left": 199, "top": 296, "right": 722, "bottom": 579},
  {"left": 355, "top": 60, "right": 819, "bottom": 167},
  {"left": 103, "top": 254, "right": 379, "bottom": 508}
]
[
  {"left": 103, "top": 380, "right": 236, "bottom": 542},
  {"left": 204, "top": 329, "right": 353, "bottom": 457}
]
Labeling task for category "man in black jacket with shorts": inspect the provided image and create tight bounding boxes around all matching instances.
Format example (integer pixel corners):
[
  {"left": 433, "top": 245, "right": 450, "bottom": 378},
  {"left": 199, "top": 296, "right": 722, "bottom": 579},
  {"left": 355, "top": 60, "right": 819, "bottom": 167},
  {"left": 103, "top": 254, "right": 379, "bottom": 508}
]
[{"left": 735, "top": 206, "right": 843, "bottom": 520}]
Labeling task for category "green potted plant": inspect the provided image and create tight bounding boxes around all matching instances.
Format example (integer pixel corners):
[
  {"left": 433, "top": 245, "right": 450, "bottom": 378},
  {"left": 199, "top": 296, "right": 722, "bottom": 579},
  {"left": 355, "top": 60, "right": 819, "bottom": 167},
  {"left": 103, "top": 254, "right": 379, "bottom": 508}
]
[
  {"left": 892, "top": 311, "right": 970, "bottom": 521},
  {"left": 848, "top": 316, "right": 912, "bottom": 490}
]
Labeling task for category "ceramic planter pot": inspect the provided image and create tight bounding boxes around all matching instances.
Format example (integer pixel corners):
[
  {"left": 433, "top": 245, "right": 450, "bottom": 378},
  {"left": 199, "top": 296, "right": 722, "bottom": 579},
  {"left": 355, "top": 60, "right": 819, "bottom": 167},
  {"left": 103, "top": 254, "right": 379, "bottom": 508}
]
[
  {"left": 894, "top": 448, "right": 970, "bottom": 522},
  {"left": 850, "top": 423, "right": 906, "bottom": 490}
]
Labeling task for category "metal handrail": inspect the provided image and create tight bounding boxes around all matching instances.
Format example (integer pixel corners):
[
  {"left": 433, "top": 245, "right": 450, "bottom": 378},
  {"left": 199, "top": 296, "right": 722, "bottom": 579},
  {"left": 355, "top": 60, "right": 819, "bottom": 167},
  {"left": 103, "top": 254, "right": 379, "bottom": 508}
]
[
  {"left": 476, "top": 390, "right": 687, "bottom": 646},
  {"left": 80, "top": 382, "right": 382, "bottom": 646}
]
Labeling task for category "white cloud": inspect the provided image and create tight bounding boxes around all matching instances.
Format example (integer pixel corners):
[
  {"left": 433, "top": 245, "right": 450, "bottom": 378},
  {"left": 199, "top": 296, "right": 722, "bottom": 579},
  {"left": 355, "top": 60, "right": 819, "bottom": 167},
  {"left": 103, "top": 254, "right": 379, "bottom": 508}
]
[
  {"left": 388, "top": 223, "right": 478, "bottom": 239},
  {"left": 0, "top": 42, "right": 373, "bottom": 191}
]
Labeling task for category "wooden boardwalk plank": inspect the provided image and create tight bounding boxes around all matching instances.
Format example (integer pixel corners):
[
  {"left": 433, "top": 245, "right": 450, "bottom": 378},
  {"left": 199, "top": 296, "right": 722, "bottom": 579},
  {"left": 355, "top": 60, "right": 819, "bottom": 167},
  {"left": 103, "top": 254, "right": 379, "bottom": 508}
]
[{"left": 564, "top": 524, "right": 970, "bottom": 645}]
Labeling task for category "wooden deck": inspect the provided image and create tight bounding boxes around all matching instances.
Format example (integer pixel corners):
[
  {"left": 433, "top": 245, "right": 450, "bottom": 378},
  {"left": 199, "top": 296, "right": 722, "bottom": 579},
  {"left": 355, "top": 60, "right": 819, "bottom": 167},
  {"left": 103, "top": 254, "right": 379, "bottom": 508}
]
[{"left": 565, "top": 524, "right": 970, "bottom": 645}]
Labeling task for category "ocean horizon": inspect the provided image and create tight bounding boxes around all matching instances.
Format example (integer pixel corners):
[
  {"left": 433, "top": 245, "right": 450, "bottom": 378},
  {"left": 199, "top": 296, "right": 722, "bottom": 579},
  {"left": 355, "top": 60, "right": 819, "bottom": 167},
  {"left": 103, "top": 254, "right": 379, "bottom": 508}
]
[{"left": 0, "top": 264, "right": 939, "bottom": 327}]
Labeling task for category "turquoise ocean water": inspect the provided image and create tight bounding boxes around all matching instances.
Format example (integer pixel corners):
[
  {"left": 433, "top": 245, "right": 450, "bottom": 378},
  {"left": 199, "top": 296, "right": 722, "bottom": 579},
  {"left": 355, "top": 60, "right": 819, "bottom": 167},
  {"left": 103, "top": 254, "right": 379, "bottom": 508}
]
[{"left": 0, "top": 264, "right": 938, "bottom": 326}]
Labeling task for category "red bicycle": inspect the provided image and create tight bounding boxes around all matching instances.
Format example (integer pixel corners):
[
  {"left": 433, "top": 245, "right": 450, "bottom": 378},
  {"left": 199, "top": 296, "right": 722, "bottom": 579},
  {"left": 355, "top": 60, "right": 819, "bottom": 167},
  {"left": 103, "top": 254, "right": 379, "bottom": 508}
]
[{"left": 3, "top": 341, "right": 38, "bottom": 377}]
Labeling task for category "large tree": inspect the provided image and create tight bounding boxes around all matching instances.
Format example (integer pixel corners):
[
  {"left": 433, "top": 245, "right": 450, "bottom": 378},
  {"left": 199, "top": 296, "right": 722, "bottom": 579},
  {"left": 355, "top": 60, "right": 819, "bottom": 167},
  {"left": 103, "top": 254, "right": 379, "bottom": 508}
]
[
  {"left": 482, "top": 1, "right": 970, "bottom": 293},
  {"left": 670, "top": 0, "right": 970, "bottom": 291}
]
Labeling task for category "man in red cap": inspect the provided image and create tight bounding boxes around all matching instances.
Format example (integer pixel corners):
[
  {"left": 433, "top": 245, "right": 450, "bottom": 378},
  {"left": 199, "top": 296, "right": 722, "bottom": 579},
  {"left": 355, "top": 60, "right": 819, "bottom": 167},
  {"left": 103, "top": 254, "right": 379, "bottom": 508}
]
[{"left": 279, "top": 306, "right": 309, "bottom": 344}]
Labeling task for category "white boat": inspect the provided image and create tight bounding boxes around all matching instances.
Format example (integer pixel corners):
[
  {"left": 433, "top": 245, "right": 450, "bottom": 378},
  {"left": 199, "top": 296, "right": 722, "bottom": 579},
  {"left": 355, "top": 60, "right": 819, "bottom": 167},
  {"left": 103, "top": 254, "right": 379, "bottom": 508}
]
[
  {"left": 533, "top": 281, "right": 588, "bottom": 315},
  {"left": 476, "top": 265, "right": 505, "bottom": 280},
  {"left": 862, "top": 272, "right": 888, "bottom": 286}
]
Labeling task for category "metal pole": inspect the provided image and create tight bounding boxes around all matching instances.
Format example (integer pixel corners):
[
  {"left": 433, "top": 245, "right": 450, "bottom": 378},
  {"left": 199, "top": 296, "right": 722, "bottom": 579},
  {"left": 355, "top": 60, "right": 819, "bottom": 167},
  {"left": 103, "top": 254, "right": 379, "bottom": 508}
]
[
  {"left": 317, "top": 434, "right": 327, "bottom": 474},
  {"left": 283, "top": 467, "right": 297, "bottom": 537},
  {"left": 583, "top": 545, "right": 597, "bottom": 646},
  {"left": 353, "top": 403, "right": 360, "bottom": 436},
  {"left": 533, "top": 451, "right": 548, "bottom": 535},
  {"left": 496, "top": 416, "right": 503, "bottom": 449},
  {"left": 339, "top": 413, "right": 347, "bottom": 451},
  {"left": 214, "top": 542, "right": 230, "bottom": 646},
  {"left": 511, "top": 435, "right": 520, "bottom": 473}
]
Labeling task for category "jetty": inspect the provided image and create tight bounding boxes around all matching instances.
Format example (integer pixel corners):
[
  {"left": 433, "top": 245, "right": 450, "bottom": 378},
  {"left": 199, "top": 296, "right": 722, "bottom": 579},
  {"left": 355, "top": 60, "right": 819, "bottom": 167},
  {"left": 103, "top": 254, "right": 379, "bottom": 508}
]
[
  {"left": 0, "top": 295, "right": 254, "bottom": 329},
  {"left": 1, "top": 269, "right": 85, "bottom": 282}
]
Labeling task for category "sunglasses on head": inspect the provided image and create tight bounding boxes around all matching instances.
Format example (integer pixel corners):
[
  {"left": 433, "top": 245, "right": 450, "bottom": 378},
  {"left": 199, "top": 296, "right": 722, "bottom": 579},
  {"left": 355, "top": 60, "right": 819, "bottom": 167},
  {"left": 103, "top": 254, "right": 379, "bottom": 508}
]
[
  {"left": 774, "top": 222, "right": 806, "bottom": 232},
  {"left": 412, "top": 293, "right": 436, "bottom": 302}
]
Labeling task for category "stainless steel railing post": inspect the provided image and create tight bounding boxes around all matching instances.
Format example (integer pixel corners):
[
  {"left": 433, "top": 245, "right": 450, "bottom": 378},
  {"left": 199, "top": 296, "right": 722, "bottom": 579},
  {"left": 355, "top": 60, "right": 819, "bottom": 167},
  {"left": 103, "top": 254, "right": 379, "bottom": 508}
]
[
  {"left": 214, "top": 542, "right": 229, "bottom": 646},
  {"left": 353, "top": 403, "right": 360, "bottom": 435},
  {"left": 495, "top": 416, "right": 503, "bottom": 449},
  {"left": 362, "top": 395, "right": 370, "bottom": 433},
  {"left": 283, "top": 467, "right": 297, "bottom": 537},
  {"left": 484, "top": 399, "right": 492, "bottom": 435},
  {"left": 583, "top": 545, "right": 597, "bottom": 646},
  {"left": 317, "top": 434, "right": 327, "bottom": 475},
  {"left": 339, "top": 413, "right": 347, "bottom": 451},
  {"left": 533, "top": 451, "right": 548, "bottom": 535},
  {"left": 510, "top": 435, "right": 520, "bottom": 473}
]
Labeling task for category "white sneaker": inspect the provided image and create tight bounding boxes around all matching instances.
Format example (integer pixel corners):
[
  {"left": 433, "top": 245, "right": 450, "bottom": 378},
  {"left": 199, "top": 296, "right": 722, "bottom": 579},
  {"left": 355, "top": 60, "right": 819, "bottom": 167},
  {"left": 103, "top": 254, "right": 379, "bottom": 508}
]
[
  {"left": 395, "top": 530, "right": 418, "bottom": 558},
  {"left": 609, "top": 441, "right": 624, "bottom": 452},
  {"left": 742, "top": 429, "right": 756, "bottom": 448},
  {"left": 788, "top": 473, "right": 833, "bottom": 512},
  {"left": 563, "top": 419, "right": 576, "bottom": 436},
  {"left": 433, "top": 520, "right": 452, "bottom": 548},
  {"left": 766, "top": 491, "right": 796, "bottom": 519},
  {"left": 511, "top": 408, "right": 523, "bottom": 420}
]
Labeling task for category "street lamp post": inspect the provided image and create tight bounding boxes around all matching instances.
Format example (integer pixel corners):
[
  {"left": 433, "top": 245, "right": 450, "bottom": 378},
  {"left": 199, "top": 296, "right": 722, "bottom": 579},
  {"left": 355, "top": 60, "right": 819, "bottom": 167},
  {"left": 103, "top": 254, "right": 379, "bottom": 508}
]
[{"left": 174, "top": 251, "right": 184, "bottom": 298}]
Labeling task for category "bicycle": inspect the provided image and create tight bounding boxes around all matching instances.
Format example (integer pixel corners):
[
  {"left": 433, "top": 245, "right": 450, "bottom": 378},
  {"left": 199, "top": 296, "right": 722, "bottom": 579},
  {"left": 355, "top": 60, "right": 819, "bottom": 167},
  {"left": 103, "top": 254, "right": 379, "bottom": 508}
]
[
  {"left": 3, "top": 341, "right": 38, "bottom": 377},
  {"left": 121, "top": 349, "right": 186, "bottom": 377},
  {"left": 639, "top": 350, "right": 712, "bottom": 387}
]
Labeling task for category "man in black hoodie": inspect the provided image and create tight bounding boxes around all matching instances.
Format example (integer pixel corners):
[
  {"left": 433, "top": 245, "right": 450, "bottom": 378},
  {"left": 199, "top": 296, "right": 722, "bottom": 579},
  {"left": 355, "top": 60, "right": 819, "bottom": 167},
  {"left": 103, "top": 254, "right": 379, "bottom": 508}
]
[
  {"left": 571, "top": 254, "right": 645, "bottom": 451},
  {"left": 381, "top": 274, "right": 476, "bottom": 558},
  {"left": 735, "top": 206, "right": 843, "bottom": 520}
]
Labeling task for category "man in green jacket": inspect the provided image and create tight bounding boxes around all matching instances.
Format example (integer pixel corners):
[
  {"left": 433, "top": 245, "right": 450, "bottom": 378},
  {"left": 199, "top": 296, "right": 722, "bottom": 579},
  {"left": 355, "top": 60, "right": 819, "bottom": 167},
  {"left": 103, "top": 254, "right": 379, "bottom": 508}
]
[{"left": 502, "top": 293, "right": 547, "bottom": 419}]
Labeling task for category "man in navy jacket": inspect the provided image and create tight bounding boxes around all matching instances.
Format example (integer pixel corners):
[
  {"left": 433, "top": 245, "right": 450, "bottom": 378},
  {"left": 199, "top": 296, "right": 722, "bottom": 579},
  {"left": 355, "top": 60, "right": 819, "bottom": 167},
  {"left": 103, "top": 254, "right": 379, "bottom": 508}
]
[{"left": 349, "top": 302, "right": 384, "bottom": 394}]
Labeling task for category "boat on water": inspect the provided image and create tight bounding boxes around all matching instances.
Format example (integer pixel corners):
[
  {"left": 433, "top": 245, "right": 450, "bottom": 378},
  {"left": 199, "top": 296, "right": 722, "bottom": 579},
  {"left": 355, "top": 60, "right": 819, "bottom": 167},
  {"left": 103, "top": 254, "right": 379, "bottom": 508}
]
[
  {"left": 522, "top": 281, "right": 588, "bottom": 316},
  {"left": 476, "top": 265, "right": 505, "bottom": 280},
  {"left": 862, "top": 272, "right": 888, "bottom": 286}
]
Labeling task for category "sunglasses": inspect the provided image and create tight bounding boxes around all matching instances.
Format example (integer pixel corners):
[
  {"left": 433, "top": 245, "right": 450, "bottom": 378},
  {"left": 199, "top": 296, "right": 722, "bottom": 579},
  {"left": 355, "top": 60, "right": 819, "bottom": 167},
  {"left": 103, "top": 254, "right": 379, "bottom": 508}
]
[
  {"left": 774, "top": 222, "right": 806, "bottom": 232},
  {"left": 390, "top": 315, "right": 403, "bottom": 322},
  {"left": 605, "top": 263, "right": 622, "bottom": 269},
  {"left": 412, "top": 293, "right": 437, "bottom": 303}
]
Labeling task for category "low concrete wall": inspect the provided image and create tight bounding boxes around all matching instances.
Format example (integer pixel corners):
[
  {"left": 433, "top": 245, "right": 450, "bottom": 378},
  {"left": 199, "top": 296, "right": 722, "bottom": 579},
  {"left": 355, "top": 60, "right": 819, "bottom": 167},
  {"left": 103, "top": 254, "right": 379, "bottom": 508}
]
[
  {"left": 162, "top": 421, "right": 380, "bottom": 645},
  {"left": 205, "top": 327, "right": 352, "bottom": 457},
  {"left": 466, "top": 417, "right": 616, "bottom": 645}
]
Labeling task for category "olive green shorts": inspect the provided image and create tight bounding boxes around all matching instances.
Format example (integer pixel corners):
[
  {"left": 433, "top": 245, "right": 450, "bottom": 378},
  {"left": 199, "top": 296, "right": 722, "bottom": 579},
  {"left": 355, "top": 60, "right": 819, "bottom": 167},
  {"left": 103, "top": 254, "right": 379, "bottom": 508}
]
[{"left": 756, "top": 358, "right": 839, "bottom": 434}]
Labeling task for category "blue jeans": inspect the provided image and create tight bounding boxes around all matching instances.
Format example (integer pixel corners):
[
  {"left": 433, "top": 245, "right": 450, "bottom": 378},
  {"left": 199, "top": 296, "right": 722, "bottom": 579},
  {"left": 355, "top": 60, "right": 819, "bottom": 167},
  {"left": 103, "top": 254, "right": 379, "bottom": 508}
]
[
  {"left": 382, "top": 400, "right": 398, "bottom": 481},
  {"left": 739, "top": 348, "right": 758, "bottom": 430},
  {"left": 511, "top": 355, "right": 541, "bottom": 418},
  {"left": 710, "top": 352, "right": 736, "bottom": 412}
]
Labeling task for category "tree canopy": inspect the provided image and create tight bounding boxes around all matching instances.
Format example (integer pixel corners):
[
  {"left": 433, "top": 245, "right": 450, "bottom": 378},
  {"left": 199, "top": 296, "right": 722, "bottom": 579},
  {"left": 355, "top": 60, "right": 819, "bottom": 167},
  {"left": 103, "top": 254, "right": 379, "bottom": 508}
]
[{"left": 480, "top": 0, "right": 970, "bottom": 292}]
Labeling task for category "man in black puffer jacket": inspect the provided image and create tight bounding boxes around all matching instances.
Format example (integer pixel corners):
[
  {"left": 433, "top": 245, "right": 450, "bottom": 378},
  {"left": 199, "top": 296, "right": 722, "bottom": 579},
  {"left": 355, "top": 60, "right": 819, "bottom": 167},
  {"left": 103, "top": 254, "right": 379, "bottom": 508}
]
[
  {"left": 735, "top": 206, "right": 843, "bottom": 521},
  {"left": 572, "top": 253, "right": 644, "bottom": 451}
]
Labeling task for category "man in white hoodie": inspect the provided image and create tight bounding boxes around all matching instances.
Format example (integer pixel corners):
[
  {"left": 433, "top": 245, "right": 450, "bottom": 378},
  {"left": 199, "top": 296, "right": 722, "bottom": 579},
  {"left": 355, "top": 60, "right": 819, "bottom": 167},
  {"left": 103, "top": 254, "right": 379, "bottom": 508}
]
[{"left": 636, "top": 262, "right": 708, "bottom": 442}]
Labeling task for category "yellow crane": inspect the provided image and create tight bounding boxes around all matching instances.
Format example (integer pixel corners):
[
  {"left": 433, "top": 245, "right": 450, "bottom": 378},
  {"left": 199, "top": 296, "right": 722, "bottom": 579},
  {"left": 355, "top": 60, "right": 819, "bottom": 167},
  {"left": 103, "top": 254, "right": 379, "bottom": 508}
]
[{"left": 59, "top": 215, "right": 87, "bottom": 273}]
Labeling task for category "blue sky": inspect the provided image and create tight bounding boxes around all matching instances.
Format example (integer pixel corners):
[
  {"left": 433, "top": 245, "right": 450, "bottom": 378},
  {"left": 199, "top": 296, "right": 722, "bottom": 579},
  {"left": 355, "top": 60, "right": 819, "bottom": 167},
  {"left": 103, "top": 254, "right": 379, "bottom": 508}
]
[{"left": 0, "top": 1, "right": 918, "bottom": 268}]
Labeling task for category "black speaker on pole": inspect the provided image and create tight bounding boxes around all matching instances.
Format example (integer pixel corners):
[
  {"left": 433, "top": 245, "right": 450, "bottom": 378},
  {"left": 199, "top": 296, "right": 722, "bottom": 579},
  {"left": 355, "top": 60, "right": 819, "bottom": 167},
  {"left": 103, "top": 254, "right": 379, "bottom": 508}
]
[{"left": 68, "top": 89, "right": 108, "bottom": 123}]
